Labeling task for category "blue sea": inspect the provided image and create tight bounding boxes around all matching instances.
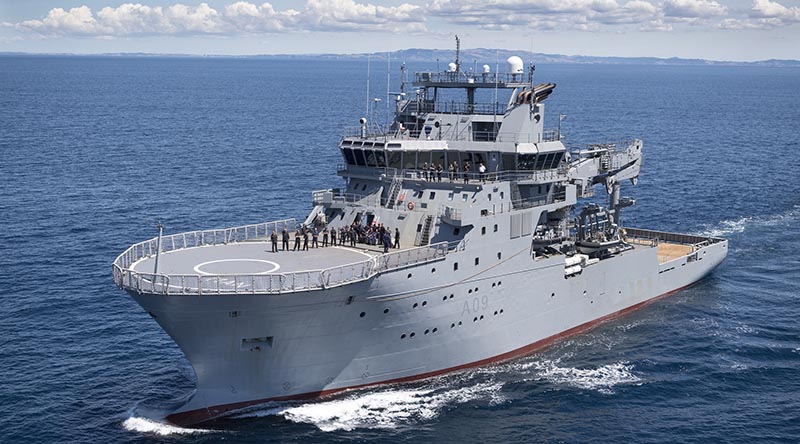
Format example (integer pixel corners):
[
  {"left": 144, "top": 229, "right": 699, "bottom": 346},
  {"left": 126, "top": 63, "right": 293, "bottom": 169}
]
[{"left": 1, "top": 55, "right": 799, "bottom": 443}]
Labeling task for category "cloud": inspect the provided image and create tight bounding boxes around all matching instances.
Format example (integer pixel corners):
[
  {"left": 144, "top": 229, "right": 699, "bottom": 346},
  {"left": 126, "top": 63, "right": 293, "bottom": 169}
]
[
  {"left": 716, "top": 0, "right": 800, "bottom": 30},
  {"left": 13, "top": 1, "right": 425, "bottom": 37},
  {"left": 662, "top": 0, "right": 727, "bottom": 18}
]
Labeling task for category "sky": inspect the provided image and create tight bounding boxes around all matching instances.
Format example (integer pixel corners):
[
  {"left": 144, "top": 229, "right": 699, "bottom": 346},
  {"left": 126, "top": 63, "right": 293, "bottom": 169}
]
[{"left": 1, "top": 0, "right": 799, "bottom": 61}]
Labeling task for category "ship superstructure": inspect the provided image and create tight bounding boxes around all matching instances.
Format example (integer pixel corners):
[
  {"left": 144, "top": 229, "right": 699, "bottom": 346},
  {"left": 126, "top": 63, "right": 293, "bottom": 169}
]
[{"left": 112, "top": 43, "right": 728, "bottom": 426}]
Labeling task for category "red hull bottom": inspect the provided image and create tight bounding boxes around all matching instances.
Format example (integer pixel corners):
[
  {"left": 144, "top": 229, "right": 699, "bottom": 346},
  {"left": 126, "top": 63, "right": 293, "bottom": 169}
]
[{"left": 166, "top": 283, "right": 693, "bottom": 426}]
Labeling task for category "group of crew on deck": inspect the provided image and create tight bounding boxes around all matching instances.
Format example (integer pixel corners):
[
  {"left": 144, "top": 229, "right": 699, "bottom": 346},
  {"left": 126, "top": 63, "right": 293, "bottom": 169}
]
[
  {"left": 418, "top": 161, "right": 487, "bottom": 183},
  {"left": 270, "top": 223, "right": 400, "bottom": 254}
]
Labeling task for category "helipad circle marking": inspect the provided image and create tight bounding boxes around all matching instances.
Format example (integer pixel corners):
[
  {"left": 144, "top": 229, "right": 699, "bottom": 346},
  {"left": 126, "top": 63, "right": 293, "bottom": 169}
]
[{"left": 193, "top": 259, "right": 281, "bottom": 275}]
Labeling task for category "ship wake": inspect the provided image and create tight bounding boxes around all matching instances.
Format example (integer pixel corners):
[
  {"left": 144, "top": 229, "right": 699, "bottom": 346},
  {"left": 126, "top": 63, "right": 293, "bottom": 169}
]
[
  {"left": 232, "top": 380, "right": 505, "bottom": 432},
  {"left": 122, "top": 415, "right": 215, "bottom": 436}
]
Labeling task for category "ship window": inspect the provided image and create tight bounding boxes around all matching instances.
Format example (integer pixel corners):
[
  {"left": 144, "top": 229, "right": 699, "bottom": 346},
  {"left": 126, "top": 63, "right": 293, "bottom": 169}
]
[
  {"left": 403, "top": 151, "right": 417, "bottom": 170},
  {"left": 535, "top": 154, "right": 548, "bottom": 170},
  {"left": 494, "top": 224, "right": 498, "bottom": 232},
  {"left": 375, "top": 150, "right": 387, "bottom": 167},
  {"left": 342, "top": 148, "right": 356, "bottom": 165},
  {"left": 388, "top": 151, "right": 402, "bottom": 169},
  {"left": 500, "top": 192, "right": 504, "bottom": 199},
  {"left": 364, "top": 150, "right": 378, "bottom": 167},
  {"left": 473, "top": 152, "right": 486, "bottom": 166},
  {"left": 502, "top": 153, "right": 516, "bottom": 170},
  {"left": 462, "top": 193, "right": 468, "bottom": 201},
  {"left": 542, "top": 153, "right": 556, "bottom": 169},
  {"left": 432, "top": 150, "right": 446, "bottom": 169},
  {"left": 518, "top": 154, "right": 537, "bottom": 170},
  {"left": 362, "top": 184, "right": 367, "bottom": 191},
  {"left": 353, "top": 149, "right": 367, "bottom": 166},
  {"left": 429, "top": 192, "right": 435, "bottom": 199},
  {"left": 417, "top": 151, "right": 431, "bottom": 169},
  {"left": 448, "top": 192, "right": 454, "bottom": 201},
  {"left": 488, "top": 194, "right": 492, "bottom": 201},
  {"left": 453, "top": 228, "right": 460, "bottom": 235},
  {"left": 475, "top": 257, "right": 480, "bottom": 265},
  {"left": 497, "top": 252, "right": 502, "bottom": 259},
  {"left": 481, "top": 227, "right": 486, "bottom": 235},
  {"left": 454, "top": 262, "right": 459, "bottom": 271}
]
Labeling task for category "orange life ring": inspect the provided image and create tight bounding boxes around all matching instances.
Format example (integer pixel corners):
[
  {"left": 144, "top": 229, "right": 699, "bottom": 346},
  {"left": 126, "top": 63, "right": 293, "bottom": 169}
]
[{"left": 407, "top": 201, "right": 415, "bottom": 210}]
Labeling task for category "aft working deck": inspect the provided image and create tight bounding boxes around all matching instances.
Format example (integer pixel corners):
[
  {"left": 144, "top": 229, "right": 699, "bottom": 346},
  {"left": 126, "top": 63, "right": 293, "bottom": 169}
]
[{"left": 624, "top": 227, "right": 723, "bottom": 264}]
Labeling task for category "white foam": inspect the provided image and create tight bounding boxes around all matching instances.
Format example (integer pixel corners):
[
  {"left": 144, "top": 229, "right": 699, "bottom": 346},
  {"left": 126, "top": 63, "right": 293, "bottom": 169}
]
[
  {"left": 122, "top": 416, "right": 214, "bottom": 436},
  {"left": 698, "top": 205, "right": 800, "bottom": 237},
  {"left": 234, "top": 381, "right": 505, "bottom": 432},
  {"left": 529, "top": 360, "right": 642, "bottom": 394}
]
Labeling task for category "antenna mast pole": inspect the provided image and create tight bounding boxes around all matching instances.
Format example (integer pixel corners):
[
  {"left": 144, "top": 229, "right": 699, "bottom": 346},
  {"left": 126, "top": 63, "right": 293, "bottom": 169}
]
[{"left": 455, "top": 34, "right": 461, "bottom": 72}]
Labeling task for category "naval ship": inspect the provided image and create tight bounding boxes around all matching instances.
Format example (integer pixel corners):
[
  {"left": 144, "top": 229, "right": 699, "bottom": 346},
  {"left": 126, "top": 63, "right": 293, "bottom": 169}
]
[{"left": 112, "top": 44, "right": 728, "bottom": 426}]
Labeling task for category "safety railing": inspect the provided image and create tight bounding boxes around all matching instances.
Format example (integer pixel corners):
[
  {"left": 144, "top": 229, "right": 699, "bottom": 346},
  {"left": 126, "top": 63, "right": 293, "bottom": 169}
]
[
  {"left": 112, "top": 220, "right": 448, "bottom": 296},
  {"left": 339, "top": 165, "right": 567, "bottom": 185},
  {"left": 623, "top": 227, "right": 725, "bottom": 249}
]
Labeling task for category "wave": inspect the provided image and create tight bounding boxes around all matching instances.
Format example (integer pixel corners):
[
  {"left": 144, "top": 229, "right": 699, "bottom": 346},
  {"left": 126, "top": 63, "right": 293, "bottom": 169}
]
[
  {"left": 122, "top": 416, "right": 215, "bottom": 436},
  {"left": 522, "top": 359, "right": 642, "bottom": 394},
  {"left": 233, "top": 380, "right": 505, "bottom": 432},
  {"left": 697, "top": 205, "right": 800, "bottom": 237}
]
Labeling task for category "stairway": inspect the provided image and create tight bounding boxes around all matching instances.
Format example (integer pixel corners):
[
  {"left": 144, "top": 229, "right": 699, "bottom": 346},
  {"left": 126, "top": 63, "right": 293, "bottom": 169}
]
[
  {"left": 386, "top": 178, "right": 402, "bottom": 209},
  {"left": 416, "top": 215, "right": 434, "bottom": 246}
]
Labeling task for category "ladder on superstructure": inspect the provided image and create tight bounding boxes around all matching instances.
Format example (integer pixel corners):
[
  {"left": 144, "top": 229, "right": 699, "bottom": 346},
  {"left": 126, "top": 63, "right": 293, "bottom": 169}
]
[
  {"left": 386, "top": 178, "right": 403, "bottom": 209},
  {"left": 416, "top": 215, "right": 434, "bottom": 246}
]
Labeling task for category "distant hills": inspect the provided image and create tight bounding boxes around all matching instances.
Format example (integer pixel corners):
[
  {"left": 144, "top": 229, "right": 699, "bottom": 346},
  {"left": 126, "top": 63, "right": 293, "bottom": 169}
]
[{"left": 2, "top": 48, "right": 799, "bottom": 67}]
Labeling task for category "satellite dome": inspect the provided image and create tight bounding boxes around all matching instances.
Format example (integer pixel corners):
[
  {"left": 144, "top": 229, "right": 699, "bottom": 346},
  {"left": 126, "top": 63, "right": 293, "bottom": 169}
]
[
  {"left": 482, "top": 64, "right": 491, "bottom": 74},
  {"left": 506, "top": 56, "right": 524, "bottom": 74},
  {"left": 447, "top": 62, "right": 458, "bottom": 72}
]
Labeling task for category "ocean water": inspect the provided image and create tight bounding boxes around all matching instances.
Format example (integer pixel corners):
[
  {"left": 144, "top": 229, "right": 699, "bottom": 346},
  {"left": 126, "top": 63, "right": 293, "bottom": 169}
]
[{"left": 1, "top": 56, "right": 799, "bottom": 443}]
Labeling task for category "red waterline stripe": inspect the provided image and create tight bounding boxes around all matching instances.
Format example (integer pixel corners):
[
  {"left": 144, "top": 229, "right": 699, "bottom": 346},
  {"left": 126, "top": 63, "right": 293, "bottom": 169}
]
[{"left": 166, "top": 283, "right": 693, "bottom": 426}]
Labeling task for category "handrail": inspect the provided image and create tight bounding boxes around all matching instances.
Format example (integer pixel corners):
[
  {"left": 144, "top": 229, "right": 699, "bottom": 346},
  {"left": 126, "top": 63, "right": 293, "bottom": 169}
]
[
  {"left": 113, "top": 220, "right": 448, "bottom": 295},
  {"left": 339, "top": 165, "right": 567, "bottom": 184}
]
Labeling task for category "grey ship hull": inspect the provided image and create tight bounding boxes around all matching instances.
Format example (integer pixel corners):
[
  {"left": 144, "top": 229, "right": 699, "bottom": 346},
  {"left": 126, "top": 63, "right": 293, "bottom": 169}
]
[{"left": 128, "top": 230, "right": 727, "bottom": 425}]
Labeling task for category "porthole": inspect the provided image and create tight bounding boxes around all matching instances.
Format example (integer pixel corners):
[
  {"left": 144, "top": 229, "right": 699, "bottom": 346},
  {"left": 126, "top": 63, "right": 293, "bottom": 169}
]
[
  {"left": 449, "top": 294, "right": 454, "bottom": 299},
  {"left": 468, "top": 289, "right": 473, "bottom": 294},
  {"left": 494, "top": 310, "right": 498, "bottom": 315},
  {"left": 474, "top": 287, "right": 478, "bottom": 292},
  {"left": 432, "top": 328, "right": 438, "bottom": 333},
  {"left": 410, "top": 332, "right": 416, "bottom": 337},
  {"left": 443, "top": 296, "right": 448, "bottom": 301},
  {"left": 492, "top": 283, "right": 496, "bottom": 288},
  {"left": 431, "top": 268, "right": 436, "bottom": 273},
  {"left": 480, "top": 315, "right": 484, "bottom": 320},
  {"left": 422, "top": 301, "right": 427, "bottom": 306},
  {"left": 497, "top": 281, "right": 502, "bottom": 286},
  {"left": 413, "top": 303, "right": 418, "bottom": 308},
  {"left": 407, "top": 273, "right": 412, "bottom": 279},
  {"left": 473, "top": 317, "right": 478, "bottom": 322},
  {"left": 451, "top": 323, "right": 456, "bottom": 328},
  {"left": 424, "top": 329, "right": 430, "bottom": 335},
  {"left": 384, "top": 308, "right": 390, "bottom": 314},
  {"left": 359, "top": 312, "right": 366, "bottom": 318},
  {"left": 458, "top": 321, "right": 463, "bottom": 326},
  {"left": 401, "top": 334, "right": 406, "bottom": 339},
  {"left": 583, "top": 290, "right": 587, "bottom": 296},
  {"left": 551, "top": 292, "right": 555, "bottom": 298},
  {"left": 500, "top": 309, "right": 504, "bottom": 314}
]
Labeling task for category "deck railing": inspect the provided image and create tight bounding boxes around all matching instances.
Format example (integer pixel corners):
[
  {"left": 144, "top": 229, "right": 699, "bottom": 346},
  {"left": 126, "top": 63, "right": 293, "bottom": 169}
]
[{"left": 112, "top": 219, "right": 448, "bottom": 296}]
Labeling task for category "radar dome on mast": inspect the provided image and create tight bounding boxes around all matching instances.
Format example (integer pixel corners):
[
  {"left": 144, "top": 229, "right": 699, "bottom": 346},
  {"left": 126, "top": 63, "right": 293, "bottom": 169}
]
[
  {"left": 447, "top": 62, "right": 458, "bottom": 72},
  {"left": 482, "top": 64, "right": 491, "bottom": 74},
  {"left": 506, "top": 56, "right": 524, "bottom": 74}
]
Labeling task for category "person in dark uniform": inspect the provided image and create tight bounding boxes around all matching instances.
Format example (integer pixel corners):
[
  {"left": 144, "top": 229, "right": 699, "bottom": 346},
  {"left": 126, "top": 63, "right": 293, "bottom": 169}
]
[
  {"left": 394, "top": 227, "right": 400, "bottom": 249},
  {"left": 437, "top": 163, "right": 443, "bottom": 182},
  {"left": 463, "top": 161, "right": 470, "bottom": 183},
  {"left": 350, "top": 227, "right": 357, "bottom": 247},
  {"left": 303, "top": 229, "right": 309, "bottom": 251},
  {"left": 330, "top": 227, "right": 336, "bottom": 246},
  {"left": 293, "top": 230, "right": 301, "bottom": 251},
  {"left": 270, "top": 230, "right": 278, "bottom": 253},
  {"left": 311, "top": 228, "right": 319, "bottom": 248},
  {"left": 282, "top": 228, "right": 290, "bottom": 251},
  {"left": 383, "top": 230, "right": 392, "bottom": 253},
  {"left": 322, "top": 227, "right": 329, "bottom": 247},
  {"left": 448, "top": 162, "right": 455, "bottom": 182}
]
